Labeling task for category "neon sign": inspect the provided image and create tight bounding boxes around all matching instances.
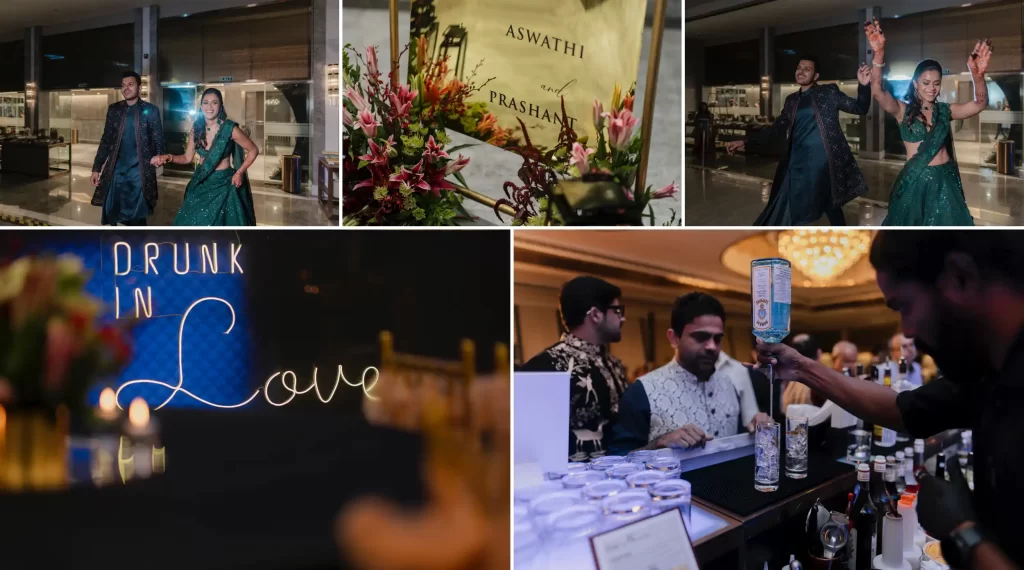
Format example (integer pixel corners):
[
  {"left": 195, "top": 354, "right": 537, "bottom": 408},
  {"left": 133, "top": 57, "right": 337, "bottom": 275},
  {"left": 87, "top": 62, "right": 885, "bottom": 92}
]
[{"left": 76, "top": 239, "right": 380, "bottom": 410}]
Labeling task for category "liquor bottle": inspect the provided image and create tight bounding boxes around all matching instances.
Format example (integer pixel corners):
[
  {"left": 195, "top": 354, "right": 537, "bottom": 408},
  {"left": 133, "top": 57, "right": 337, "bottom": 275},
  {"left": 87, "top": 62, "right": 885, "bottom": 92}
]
[
  {"left": 894, "top": 451, "right": 907, "bottom": 494},
  {"left": 967, "top": 451, "right": 975, "bottom": 491},
  {"left": 897, "top": 357, "right": 908, "bottom": 390},
  {"left": 936, "top": 452, "right": 946, "bottom": 481},
  {"left": 884, "top": 456, "right": 899, "bottom": 499},
  {"left": 959, "top": 431, "right": 972, "bottom": 471},
  {"left": 751, "top": 258, "right": 791, "bottom": 345},
  {"left": 882, "top": 367, "right": 892, "bottom": 388},
  {"left": 913, "top": 439, "right": 926, "bottom": 476},
  {"left": 852, "top": 462, "right": 877, "bottom": 570},
  {"left": 856, "top": 363, "right": 865, "bottom": 378},
  {"left": 903, "top": 446, "right": 917, "bottom": 491},
  {"left": 870, "top": 456, "right": 888, "bottom": 556}
]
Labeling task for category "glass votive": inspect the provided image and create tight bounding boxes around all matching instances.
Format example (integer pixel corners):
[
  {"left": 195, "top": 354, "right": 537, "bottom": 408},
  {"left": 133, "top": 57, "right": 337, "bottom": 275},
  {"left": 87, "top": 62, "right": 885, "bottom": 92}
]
[
  {"left": 601, "top": 489, "right": 653, "bottom": 525},
  {"left": 543, "top": 504, "right": 605, "bottom": 542},
  {"left": 605, "top": 463, "right": 643, "bottom": 479},
  {"left": 562, "top": 471, "right": 605, "bottom": 489},
  {"left": 514, "top": 481, "right": 563, "bottom": 504},
  {"left": 625, "top": 470, "right": 667, "bottom": 489},
  {"left": 628, "top": 450, "right": 658, "bottom": 464},
  {"left": 529, "top": 489, "right": 582, "bottom": 519},
  {"left": 567, "top": 462, "right": 589, "bottom": 474},
  {"left": 581, "top": 479, "right": 629, "bottom": 503},
  {"left": 514, "top": 520, "right": 543, "bottom": 567},
  {"left": 646, "top": 457, "right": 682, "bottom": 478},
  {"left": 649, "top": 479, "right": 692, "bottom": 527},
  {"left": 588, "top": 455, "right": 628, "bottom": 471}
]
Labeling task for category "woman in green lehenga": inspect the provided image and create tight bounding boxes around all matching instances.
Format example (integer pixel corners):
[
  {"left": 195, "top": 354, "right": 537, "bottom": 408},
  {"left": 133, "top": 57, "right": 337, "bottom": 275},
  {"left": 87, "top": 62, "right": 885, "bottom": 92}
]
[
  {"left": 865, "top": 19, "right": 993, "bottom": 226},
  {"left": 151, "top": 88, "right": 259, "bottom": 226}
]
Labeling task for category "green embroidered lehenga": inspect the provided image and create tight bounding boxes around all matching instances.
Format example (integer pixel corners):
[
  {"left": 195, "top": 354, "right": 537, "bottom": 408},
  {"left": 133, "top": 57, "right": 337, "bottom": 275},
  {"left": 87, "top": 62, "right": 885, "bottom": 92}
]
[
  {"left": 173, "top": 119, "right": 257, "bottom": 226},
  {"left": 882, "top": 102, "right": 974, "bottom": 226}
]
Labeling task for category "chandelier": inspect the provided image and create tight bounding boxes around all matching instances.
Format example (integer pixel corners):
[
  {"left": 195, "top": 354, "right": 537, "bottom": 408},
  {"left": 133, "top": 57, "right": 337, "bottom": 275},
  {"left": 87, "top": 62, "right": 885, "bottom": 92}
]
[{"left": 776, "top": 229, "right": 872, "bottom": 284}]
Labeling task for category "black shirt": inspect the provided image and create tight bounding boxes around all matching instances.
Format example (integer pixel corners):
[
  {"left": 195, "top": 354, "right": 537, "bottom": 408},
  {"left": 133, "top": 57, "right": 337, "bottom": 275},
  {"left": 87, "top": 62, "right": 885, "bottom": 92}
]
[
  {"left": 521, "top": 333, "right": 629, "bottom": 460},
  {"left": 896, "top": 330, "right": 1024, "bottom": 566}
]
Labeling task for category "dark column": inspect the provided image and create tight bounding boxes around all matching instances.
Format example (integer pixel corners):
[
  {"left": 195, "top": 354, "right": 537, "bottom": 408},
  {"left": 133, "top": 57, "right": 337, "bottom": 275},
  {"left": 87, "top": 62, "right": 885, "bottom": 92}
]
[
  {"left": 759, "top": 27, "right": 775, "bottom": 119},
  {"left": 23, "top": 26, "right": 41, "bottom": 133},
  {"left": 858, "top": 6, "right": 884, "bottom": 158},
  {"left": 134, "top": 5, "right": 161, "bottom": 112}
]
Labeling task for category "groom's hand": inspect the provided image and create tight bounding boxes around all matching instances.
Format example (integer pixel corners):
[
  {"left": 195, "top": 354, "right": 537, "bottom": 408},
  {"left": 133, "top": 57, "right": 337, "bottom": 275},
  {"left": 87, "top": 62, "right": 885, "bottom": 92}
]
[{"left": 90, "top": 171, "right": 101, "bottom": 187}]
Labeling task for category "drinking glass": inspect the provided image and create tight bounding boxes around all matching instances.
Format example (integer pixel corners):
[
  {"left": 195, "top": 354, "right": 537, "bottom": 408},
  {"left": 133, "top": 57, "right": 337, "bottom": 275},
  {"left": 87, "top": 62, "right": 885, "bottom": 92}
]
[
  {"left": 528, "top": 489, "right": 582, "bottom": 518},
  {"left": 847, "top": 429, "right": 871, "bottom": 463},
  {"left": 561, "top": 471, "right": 605, "bottom": 489},
  {"left": 628, "top": 450, "right": 658, "bottom": 465},
  {"left": 645, "top": 457, "right": 682, "bottom": 479},
  {"left": 543, "top": 504, "right": 605, "bottom": 541},
  {"left": 754, "top": 421, "right": 781, "bottom": 492},
  {"left": 605, "top": 463, "right": 643, "bottom": 480},
  {"left": 625, "top": 470, "right": 667, "bottom": 489},
  {"left": 649, "top": 479, "right": 692, "bottom": 527},
  {"left": 581, "top": 479, "right": 628, "bottom": 503},
  {"left": 786, "top": 416, "right": 809, "bottom": 479},
  {"left": 601, "top": 490, "right": 652, "bottom": 525}
]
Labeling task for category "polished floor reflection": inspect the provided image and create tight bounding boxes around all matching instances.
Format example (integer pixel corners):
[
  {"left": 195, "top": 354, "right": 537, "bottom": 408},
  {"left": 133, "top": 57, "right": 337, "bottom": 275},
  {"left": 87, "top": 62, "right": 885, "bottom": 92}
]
[
  {"left": 686, "top": 152, "right": 1024, "bottom": 226},
  {"left": 0, "top": 166, "right": 331, "bottom": 226}
]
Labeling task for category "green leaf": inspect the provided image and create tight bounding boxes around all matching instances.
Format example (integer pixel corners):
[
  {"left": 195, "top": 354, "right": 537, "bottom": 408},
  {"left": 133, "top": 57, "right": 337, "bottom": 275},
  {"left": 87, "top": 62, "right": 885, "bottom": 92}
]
[
  {"left": 453, "top": 171, "right": 470, "bottom": 188},
  {"left": 446, "top": 143, "right": 479, "bottom": 153},
  {"left": 357, "top": 160, "right": 370, "bottom": 169}
]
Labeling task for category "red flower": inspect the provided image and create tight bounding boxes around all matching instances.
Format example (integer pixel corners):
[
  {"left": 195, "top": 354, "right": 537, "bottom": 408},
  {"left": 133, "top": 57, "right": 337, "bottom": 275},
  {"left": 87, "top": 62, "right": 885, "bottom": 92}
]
[
  {"left": 68, "top": 310, "right": 90, "bottom": 334},
  {"left": 358, "top": 135, "right": 395, "bottom": 167},
  {"left": 423, "top": 163, "right": 459, "bottom": 196},
  {"left": 423, "top": 136, "right": 449, "bottom": 164},
  {"left": 389, "top": 160, "right": 432, "bottom": 195}
]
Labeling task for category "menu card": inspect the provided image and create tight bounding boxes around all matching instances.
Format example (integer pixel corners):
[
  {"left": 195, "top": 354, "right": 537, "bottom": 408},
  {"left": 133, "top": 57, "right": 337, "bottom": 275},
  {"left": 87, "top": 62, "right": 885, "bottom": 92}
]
[{"left": 590, "top": 508, "right": 699, "bottom": 570}]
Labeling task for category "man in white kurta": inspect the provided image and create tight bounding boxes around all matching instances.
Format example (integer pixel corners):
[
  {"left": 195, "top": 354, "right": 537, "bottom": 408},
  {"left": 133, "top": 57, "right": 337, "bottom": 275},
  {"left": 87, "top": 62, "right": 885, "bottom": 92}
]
[{"left": 609, "top": 293, "right": 768, "bottom": 454}]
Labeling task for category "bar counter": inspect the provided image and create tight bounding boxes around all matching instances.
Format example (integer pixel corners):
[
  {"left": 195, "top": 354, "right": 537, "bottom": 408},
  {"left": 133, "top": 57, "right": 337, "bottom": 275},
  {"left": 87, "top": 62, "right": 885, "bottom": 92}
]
[{"left": 519, "top": 426, "right": 963, "bottom": 570}]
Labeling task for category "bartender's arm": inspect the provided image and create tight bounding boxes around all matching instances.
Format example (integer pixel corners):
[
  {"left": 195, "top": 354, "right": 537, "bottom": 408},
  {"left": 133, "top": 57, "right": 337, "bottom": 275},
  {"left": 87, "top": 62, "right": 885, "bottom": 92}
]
[{"left": 753, "top": 340, "right": 977, "bottom": 436}]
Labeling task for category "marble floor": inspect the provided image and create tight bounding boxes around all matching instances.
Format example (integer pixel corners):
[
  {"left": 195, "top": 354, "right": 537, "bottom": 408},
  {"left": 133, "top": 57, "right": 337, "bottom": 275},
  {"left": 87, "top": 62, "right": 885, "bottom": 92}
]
[
  {"left": 343, "top": 7, "right": 683, "bottom": 226},
  {"left": 0, "top": 166, "right": 333, "bottom": 226},
  {"left": 686, "top": 151, "right": 1024, "bottom": 226}
]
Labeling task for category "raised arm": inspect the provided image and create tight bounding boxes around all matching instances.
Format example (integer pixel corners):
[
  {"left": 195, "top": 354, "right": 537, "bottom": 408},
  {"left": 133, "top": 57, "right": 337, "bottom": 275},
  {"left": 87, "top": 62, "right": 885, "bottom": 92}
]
[
  {"left": 865, "top": 19, "right": 904, "bottom": 120},
  {"left": 836, "top": 65, "right": 873, "bottom": 115},
  {"left": 951, "top": 39, "right": 992, "bottom": 120}
]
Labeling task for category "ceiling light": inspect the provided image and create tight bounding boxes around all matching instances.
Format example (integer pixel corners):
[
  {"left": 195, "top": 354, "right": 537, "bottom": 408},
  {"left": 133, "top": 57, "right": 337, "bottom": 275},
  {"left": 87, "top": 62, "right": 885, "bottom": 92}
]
[{"left": 777, "top": 229, "right": 872, "bottom": 284}]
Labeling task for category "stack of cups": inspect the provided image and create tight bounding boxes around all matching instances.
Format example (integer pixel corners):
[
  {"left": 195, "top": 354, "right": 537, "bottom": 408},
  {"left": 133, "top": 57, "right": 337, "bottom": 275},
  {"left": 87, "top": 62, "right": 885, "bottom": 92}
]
[{"left": 898, "top": 494, "right": 923, "bottom": 569}]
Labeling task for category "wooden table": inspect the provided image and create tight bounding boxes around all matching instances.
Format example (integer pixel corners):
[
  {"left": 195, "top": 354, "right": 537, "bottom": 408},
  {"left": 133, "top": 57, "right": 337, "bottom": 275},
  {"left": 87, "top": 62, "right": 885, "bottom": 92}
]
[{"left": 318, "top": 156, "right": 339, "bottom": 223}]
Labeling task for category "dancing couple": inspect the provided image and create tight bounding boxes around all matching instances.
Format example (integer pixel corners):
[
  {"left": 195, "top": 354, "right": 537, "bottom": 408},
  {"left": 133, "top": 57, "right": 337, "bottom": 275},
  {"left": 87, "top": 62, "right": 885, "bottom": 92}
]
[
  {"left": 726, "top": 57, "right": 873, "bottom": 226},
  {"left": 91, "top": 73, "right": 259, "bottom": 226},
  {"left": 865, "top": 19, "right": 991, "bottom": 226}
]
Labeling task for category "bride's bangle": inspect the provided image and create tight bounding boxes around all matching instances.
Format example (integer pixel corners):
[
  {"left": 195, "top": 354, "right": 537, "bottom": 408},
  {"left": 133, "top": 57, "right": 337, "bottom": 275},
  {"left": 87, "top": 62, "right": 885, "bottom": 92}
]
[{"left": 873, "top": 62, "right": 885, "bottom": 67}]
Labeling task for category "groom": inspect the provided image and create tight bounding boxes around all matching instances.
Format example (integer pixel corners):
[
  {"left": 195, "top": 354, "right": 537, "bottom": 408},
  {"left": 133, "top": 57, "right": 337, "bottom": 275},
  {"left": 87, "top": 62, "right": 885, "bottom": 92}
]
[
  {"left": 90, "top": 71, "right": 165, "bottom": 226},
  {"left": 726, "top": 57, "right": 871, "bottom": 226}
]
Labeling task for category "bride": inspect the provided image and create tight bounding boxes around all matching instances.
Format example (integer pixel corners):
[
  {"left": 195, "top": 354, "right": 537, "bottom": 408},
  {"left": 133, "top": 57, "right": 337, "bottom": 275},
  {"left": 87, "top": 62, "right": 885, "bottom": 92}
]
[
  {"left": 864, "top": 19, "right": 991, "bottom": 226},
  {"left": 151, "top": 88, "right": 259, "bottom": 226}
]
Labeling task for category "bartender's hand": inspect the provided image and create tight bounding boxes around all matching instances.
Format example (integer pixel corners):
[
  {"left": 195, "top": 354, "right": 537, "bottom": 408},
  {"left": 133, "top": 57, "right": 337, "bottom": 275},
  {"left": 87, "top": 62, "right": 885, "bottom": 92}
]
[
  {"left": 90, "top": 171, "right": 101, "bottom": 187},
  {"left": 655, "top": 424, "right": 712, "bottom": 450},
  {"left": 725, "top": 140, "right": 745, "bottom": 155},
  {"left": 746, "top": 412, "right": 772, "bottom": 433},
  {"left": 917, "top": 458, "right": 976, "bottom": 540},
  {"left": 753, "top": 339, "right": 806, "bottom": 382}
]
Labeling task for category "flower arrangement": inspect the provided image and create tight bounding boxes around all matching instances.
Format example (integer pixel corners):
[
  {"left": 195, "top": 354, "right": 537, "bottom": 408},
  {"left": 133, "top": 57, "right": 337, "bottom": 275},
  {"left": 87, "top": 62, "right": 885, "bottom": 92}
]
[
  {"left": 0, "top": 254, "right": 132, "bottom": 416},
  {"left": 496, "top": 84, "right": 678, "bottom": 226},
  {"left": 343, "top": 40, "right": 506, "bottom": 226}
]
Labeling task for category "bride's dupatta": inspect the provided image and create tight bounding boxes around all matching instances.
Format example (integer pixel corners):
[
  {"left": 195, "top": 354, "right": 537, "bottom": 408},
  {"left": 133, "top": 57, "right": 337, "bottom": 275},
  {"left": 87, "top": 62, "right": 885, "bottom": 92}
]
[
  {"left": 889, "top": 103, "right": 965, "bottom": 201},
  {"left": 186, "top": 119, "right": 257, "bottom": 225}
]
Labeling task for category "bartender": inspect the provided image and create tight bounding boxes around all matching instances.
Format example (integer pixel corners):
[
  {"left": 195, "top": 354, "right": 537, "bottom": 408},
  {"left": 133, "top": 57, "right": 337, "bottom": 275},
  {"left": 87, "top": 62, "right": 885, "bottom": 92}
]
[
  {"left": 755, "top": 231, "right": 1024, "bottom": 570},
  {"left": 609, "top": 292, "right": 768, "bottom": 455}
]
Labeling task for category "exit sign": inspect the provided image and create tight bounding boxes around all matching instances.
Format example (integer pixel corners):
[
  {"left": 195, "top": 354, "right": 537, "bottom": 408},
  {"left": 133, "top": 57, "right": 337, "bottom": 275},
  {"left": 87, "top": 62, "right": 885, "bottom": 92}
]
[{"left": 220, "top": 76, "right": 233, "bottom": 82}]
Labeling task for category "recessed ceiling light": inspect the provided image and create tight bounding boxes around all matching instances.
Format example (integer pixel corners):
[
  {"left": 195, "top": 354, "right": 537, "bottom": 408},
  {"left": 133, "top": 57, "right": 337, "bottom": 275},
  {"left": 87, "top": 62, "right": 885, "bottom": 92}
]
[{"left": 962, "top": 3, "right": 972, "bottom": 6}]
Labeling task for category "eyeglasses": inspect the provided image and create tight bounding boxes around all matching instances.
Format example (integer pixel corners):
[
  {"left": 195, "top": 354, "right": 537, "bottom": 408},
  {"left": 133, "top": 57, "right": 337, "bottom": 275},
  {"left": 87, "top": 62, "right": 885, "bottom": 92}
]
[{"left": 593, "top": 305, "right": 626, "bottom": 318}]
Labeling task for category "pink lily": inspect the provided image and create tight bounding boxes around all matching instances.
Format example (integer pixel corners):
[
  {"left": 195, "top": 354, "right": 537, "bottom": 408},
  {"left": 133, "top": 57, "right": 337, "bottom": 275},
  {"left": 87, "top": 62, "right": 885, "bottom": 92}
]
[
  {"left": 423, "top": 136, "right": 449, "bottom": 163},
  {"left": 344, "top": 87, "right": 370, "bottom": 114},
  {"left": 651, "top": 181, "right": 678, "bottom": 200},
  {"left": 389, "top": 84, "right": 418, "bottom": 121},
  {"left": 569, "top": 142, "right": 595, "bottom": 175},
  {"left": 605, "top": 108, "right": 639, "bottom": 151},
  {"left": 358, "top": 135, "right": 395, "bottom": 166},
  {"left": 366, "top": 46, "right": 379, "bottom": 77},
  {"left": 390, "top": 160, "right": 432, "bottom": 195},
  {"left": 356, "top": 108, "right": 381, "bottom": 138},
  {"left": 593, "top": 100, "right": 605, "bottom": 131},
  {"left": 444, "top": 154, "right": 470, "bottom": 175},
  {"left": 425, "top": 166, "right": 459, "bottom": 196},
  {"left": 624, "top": 187, "right": 635, "bottom": 201},
  {"left": 343, "top": 107, "right": 354, "bottom": 128}
]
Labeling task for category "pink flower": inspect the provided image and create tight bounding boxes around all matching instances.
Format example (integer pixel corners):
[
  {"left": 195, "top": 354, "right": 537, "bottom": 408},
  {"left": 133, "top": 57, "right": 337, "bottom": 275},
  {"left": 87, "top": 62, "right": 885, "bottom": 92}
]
[
  {"left": 569, "top": 142, "right": 595, "bottom": 175},
  {"left": 444, "top": 154, "right": 470, "bottom": 175},
  {"left": 593, "top": 100, "right": 605, "bottom": 131},
  {"left": 605, "top": 108, "right": 639, "bottom": 151},
  {"left": 624, "top": 187, "right": 635, "bottom": 201},
  {"left": 651, "top": 181, "right": 678, "bottom": 200},
  {"left": 425, "top": 165, "right": 459, "bottom": 195},
  {"left": 356, "top": 108, "right": 381, "bottom": 138},
  {"left": 366, "top": 46, "right": 379, "bottom": 77},
  {"left": 345, "top": 87, "right": 370, "bottom": 114},
  {"left": 390, "top": 160, "right": 432, "bottom": 195},
  {"left": 358, "top": 135, "right": 395, "bottom": 166},
  {"left": 423, "top": 136, "right": 449, "bottom": 163},
  {"left": 343, "top": 107, "right": 354, "bottom": 128}
]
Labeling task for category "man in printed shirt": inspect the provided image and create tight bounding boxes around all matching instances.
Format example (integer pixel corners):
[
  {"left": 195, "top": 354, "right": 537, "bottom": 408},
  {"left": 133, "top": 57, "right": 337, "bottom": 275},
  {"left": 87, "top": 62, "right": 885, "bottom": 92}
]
[
  {"left": 521, "top": 276, "right": 629, "bottom": 460},
  {"left": 609, "top": 293, "right": 769, "bottom": 454}
]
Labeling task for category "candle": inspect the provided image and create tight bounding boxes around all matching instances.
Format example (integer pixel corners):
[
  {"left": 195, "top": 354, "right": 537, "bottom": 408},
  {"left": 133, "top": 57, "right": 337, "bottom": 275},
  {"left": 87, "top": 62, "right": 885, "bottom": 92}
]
[
  {"left": 124, "top": 398, "right": 159, "bottom": 479},
  {"left": 128, "top": 397, "right": 149, "bottom": 431},
  {"left": 96, "top": 387, "right": 120, "bottom": 422}
]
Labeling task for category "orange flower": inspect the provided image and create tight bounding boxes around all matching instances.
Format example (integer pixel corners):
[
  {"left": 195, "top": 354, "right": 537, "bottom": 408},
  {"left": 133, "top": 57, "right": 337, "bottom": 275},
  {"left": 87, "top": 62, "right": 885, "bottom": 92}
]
[
  {"left": 623, "top": 93, "right": 635, "bottom": 112},
  {"left": 476, "top": 113, "right": 499, "bottom": 135},
  {"left": 416, "top": 35, "right": 428, "bottom": 69}
]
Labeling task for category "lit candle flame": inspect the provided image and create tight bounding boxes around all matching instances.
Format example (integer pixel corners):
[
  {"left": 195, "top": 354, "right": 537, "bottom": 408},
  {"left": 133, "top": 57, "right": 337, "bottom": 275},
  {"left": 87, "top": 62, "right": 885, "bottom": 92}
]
[
  {"left": 128, "top": 397, "right": 150, "bottom": 429},
  {"left": 99, "top": 387, "right": 116, "bottom": 414}
]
